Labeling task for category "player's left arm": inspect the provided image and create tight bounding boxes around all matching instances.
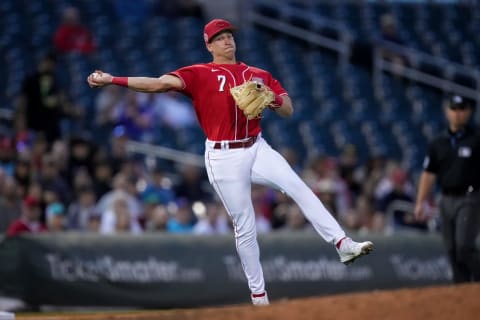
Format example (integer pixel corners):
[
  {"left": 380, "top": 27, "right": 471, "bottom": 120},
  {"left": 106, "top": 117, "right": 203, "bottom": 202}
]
[
  {"left": 265, "top": 75, "right": 293, "bottom": 118},
  {"left": 272, "top": 94, "right": 293, "bottom": 118}
]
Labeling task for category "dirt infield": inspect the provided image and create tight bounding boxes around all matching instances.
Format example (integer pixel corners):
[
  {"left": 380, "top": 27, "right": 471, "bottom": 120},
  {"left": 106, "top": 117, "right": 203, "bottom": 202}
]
[{"left": 16, "top": 283, "right": 480, "bottom": 320}]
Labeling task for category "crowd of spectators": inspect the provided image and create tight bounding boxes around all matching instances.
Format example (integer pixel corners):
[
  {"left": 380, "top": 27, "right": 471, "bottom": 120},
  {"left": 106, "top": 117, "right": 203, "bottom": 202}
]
[
  {"left": 0, "top": 3, "right": 440, "bottom": 238},
  {"left": 0, "top": 119, "right": 439, "bottom": 237}
]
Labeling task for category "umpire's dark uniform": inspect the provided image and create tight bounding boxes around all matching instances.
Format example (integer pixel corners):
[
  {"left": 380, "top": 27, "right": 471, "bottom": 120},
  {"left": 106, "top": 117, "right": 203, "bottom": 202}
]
[{"left": 422, "top": 96, "right": 480, "bottom": 283}]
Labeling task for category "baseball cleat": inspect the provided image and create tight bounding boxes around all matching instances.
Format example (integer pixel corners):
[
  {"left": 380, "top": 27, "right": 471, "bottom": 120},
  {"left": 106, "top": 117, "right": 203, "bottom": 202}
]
[
  {"left": 336, "top": 237, "right": 373, "bottom": 265},
  {"left": 251, "top": 291, "right": 269, "bottom": 306}
]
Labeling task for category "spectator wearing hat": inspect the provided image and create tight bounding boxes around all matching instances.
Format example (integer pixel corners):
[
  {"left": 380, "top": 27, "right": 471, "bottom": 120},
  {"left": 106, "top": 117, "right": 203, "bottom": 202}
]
[
  {"left": 46, "top": 202, "right": 67, "bottom": 232},
  {"left": 6, "top": 196, "right": 47, "bottom": 237},
  {"left": 54, "top": 6, "right": 95, "bottom": 54},
  {"left": 166, "top": 198, "right": 196, "bottom": 233},
  {"left": 142, "top": 167, "right": 176, "bottom": 206}
]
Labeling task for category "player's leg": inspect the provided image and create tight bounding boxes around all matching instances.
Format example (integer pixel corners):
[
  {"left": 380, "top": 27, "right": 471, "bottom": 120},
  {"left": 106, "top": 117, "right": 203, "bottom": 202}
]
[
  {"left": 250, "top": 137, "right": 372, "bottom": 263},
  {"left": 250, "top": 137, "right": 344, "bottom": 243},
  {"left": 204, "top": 147, "right": 266, "bottom": 296}
]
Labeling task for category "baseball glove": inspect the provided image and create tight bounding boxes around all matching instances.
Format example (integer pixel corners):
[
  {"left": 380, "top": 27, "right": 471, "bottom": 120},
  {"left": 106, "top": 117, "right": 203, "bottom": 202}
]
[{"left": 230, "top": 81, "right": 275, "bottom": 119}]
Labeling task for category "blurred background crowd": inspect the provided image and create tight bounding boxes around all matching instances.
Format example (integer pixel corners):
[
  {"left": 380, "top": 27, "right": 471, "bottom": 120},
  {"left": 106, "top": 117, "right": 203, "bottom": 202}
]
[{"left": 2, "top": 0, "right": 476, "bottom": 238}]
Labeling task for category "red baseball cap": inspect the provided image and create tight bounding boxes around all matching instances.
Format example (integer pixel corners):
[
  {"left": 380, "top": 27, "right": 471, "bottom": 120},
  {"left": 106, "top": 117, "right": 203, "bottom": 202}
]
[
  {"left": 203, "top": 19, "right": 236, "bottom": 43},
  {"left": 23, "top": 195, "right": 40, "bottom": 208}
]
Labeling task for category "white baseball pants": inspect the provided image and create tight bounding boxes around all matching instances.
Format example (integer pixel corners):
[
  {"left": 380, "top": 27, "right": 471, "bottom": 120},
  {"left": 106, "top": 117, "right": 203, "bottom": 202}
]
[{"left": 205, "top": 135, "right": 346, "bottom": 295}]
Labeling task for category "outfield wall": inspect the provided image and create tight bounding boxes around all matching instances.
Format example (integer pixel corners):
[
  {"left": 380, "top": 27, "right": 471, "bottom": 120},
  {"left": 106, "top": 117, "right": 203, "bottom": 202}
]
[{"left": 0, "top": 232, "right": 452, "bottom": 308}]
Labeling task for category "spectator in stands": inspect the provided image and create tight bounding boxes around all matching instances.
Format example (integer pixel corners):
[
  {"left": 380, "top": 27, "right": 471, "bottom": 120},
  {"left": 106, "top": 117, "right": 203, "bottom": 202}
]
[
  {"left": 67, "top": 135, "right": 96, "bottom": 185},
  {"left": 316, "top": 178, "right": 339, "bottom": 218},
  {"left": 86, "top": 213, "right": 101, "bottom": 233},
  {"left": 94, "top": 86, "right": 124, "bottom": 145},
  {"left": 107, "top": 126, "right": 131, "bottom": 174},
  {"left": 151, "top": 92, "right": 196, "bottom": 130},
  {"left": 99, "top": 191, "right": 143, "bottom": 235},
  {"left": 379, "top": 13, "right": 404, "bottom": 45},
  {"left": 96, "top": 173, "right": 142, "bottom": 219},
  {"left": 118, "top": 158, "right": 145, "bottom": 186},
  {"left": 36, "top": 154, "right": 71, "bottom": 205},
  {"left": 280, "top": 203, "right": 314, "bottom": 232},
  {"left": 50, "top": 139, "right": 70, "bottom": 177},
  {"left": 42, "top": 186, "right": 61, "bottom": 209},
  {"left": 71, "top": 167, "right": 94, "bottom": 195},
  {"left": 92, "top": 160, "right": 113, "bottom": 199},
  {"left": 302, "top": 155, "right": 352, "bottom": 216},
  {"left": 193, "top": 201, "right": 230, "bottom": 235},
  {"left": 0, "top": 132, "right": 15, "bottom": 177},
  {"left": 142, "top": 167, "right": 176, "bottom": 206},
  {"left": 111, "top": 92, "right": 155, "bottom": 141},
  {"left": 25, "top": 182, "right": 44, "bottom": 209},
  {"left": 374, "top": 160, "right": 414, "bottom": 202},
  {"left": 270, "top": 192, "right": 293, "bottom": 229},
  {"left": 378, "top": 13, "right": 408, "bottom": 73},
  {"left": 46, "top": 202, "right": 67, "bottom": 232},
  {"left": 67, "top": 187, "right": 98, "bottom": 231},
  {"left": 361, "top": 153, "right": 387, "bottom": 201},
  {"left": 141, "top": 191, "right": 163, "bottom": 227},
  {"left": 174, "top": 164, "right": 213, "bottom": 202},
  {"left": 6, "top": 196, "right": 47, "bottom": 237},
  {"left": 54, "top": 6, "right": 95, "bottom": 55},
  {"left": 376, "top": 168, "right": 427, "bottom": 232},
  {"left": 16, "top": 54, "right": 80, "bottom": 144},
  {"left": 342, "top": 194, "right": 383, "bottom": 234},
  {"left": 0, "top": 175, "right": 21, "bottom": 233},
  {"left": 13, "top": 156, "right": 32, "bottom": 198},
  {"left": 251, "top": 185, "right": 273, "bottom": 233},
  {"left": 166, "top": 198, "right": 195, "bottom": 233},
  {"left": 145, "top": 204, "right": 170, "bottom": 232},
  {"left": 338, "top": 144, "right": 362, "bottom": 202}
]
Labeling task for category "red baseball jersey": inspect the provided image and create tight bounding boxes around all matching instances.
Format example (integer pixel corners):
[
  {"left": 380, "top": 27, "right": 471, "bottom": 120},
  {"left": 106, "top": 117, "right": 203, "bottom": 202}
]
[{"left": 169, "top": 62, "right": 287, "bottom": 141}]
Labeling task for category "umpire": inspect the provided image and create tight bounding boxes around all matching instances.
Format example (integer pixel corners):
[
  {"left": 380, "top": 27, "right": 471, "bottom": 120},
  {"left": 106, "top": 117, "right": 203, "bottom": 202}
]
[{"left": 414, "top": 94, "right": 480, "bottom": 283}]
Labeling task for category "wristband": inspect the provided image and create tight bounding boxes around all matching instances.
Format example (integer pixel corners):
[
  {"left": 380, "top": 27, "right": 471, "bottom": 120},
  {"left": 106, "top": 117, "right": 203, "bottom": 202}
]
[
  {"left": 111, "top": 77, "right": 128, "bottom": 87},
  {"left": 270, "top": 94, "right": 283, "bottom": 109}
]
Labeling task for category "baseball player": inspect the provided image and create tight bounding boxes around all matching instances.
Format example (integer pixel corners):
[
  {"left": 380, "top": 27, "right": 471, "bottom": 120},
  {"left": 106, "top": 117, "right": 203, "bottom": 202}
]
[{"left": 87, "top": 18, "right": 373, "bottom": 305}]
